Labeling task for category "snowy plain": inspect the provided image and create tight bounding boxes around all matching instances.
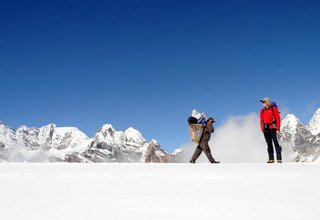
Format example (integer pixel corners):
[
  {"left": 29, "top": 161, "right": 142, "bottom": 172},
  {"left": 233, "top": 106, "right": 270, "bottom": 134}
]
[{"left": 0, "top": 163, "right": 319, "bottom": 220}]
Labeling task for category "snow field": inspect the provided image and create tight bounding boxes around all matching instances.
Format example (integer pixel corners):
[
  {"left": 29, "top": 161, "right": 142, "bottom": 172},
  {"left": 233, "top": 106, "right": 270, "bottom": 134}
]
[{"left": 0, "top": 163, "right": 319, "bottom": 219}]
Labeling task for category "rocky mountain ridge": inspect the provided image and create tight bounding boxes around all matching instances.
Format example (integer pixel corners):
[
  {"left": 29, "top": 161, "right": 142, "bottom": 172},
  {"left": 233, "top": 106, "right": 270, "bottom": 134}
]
[{"left": 0, "top": 122, "right": 169, "bottom": 163}]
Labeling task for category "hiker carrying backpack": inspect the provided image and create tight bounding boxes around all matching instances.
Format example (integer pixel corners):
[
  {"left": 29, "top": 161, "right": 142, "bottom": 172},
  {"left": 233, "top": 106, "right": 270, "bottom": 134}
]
[
  {"left": 187, "top": 109, "right": 220, "bottom": 164},
  {"left": 260, "top": 97, "right": 282, "bottom": 163}
]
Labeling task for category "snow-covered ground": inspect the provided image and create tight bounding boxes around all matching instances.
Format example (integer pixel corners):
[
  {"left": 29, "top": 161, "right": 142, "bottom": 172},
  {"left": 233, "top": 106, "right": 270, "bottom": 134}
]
[{"left": 0, "top": 163, "right": 319, "bottom": 220}]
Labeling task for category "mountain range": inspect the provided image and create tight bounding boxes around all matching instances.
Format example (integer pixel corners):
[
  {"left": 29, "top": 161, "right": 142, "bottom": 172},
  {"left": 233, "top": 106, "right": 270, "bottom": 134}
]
[
  {"left": 0, "top": 123, "right": 169, "bottom": 163},
  {"left": 0, "top": 108, "right": 319, "bottom": 162},
  {"left": 280, "top": 108, "right": 320, "bottom": 162}
]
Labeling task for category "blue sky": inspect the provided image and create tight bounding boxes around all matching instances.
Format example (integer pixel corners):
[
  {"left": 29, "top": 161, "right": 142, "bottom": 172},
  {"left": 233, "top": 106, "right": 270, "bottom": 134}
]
[{"left": 1, "top": 0, "right": 319, "bottom": 152}]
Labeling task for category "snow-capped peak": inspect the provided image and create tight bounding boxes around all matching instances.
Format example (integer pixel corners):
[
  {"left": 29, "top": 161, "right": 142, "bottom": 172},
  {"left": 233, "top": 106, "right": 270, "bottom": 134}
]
[
  {"left": 282, "top": 114, "right": 300, "bottom": 126},
  {"left": 150, "top": 139, "right": 158, "bottom": 145},
  {"left": 281, "top": 114, "right": 304, "bottom": 135},
  {"left": 101, "top": 124, "right": 115, "bottom": 132},
  {"left": 172, "top": 148, "right": 183, "bottom": 155},
  {"left": 0, "top": 121, "right": 168, "bottom": 163},
  {"left": 0, "top": 122, "right": 8, "bottom": 131},
  {"left": 125, "top": 127, "right": 146, "bottom": 143},
  {"left": 40, "top": 123, "right": 57, "bottom": 129},
  {"left": 307, "top": 108, "right": 320, "bottom": 135}
]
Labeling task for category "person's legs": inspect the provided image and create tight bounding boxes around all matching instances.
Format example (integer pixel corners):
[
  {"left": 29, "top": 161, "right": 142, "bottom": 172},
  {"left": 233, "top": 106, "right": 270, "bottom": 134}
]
[
  {"left": 264, "top": 130, "right": 274, "bottom": 160},
  {"left": 270, "top": 129, "right": 282, "bottom": 161},
  {"left": 190, "top": 145, "right": 202, "bottom": 162},
  {"left": 200, "top": 141, "right": 215, "bottom": 163}
]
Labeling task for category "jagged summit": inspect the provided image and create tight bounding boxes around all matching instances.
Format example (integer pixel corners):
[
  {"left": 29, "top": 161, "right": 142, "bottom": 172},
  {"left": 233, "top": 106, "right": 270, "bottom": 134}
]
[
  {"left": 101, "top": 124, "right": 115, "bottom": 131},
  {"left": 308, "top": 108, "right": 320, "bottom": 135},
  {"left": 280, "top": 108, "right": 320, "bottom": 162},
  {"left": 282, "top": 113, "right": 300, "bottom": 125},
  {"left": 125, "top": 127, "right": 146, "bottom": 144},
  {"left": 1, "top": 107, "right": 319, "bottom": 163},
  {"left": 281, "top": 114, "right": 304, "bottom": 135},
  {"left": 0, "top": 122, "right": 168, "bottom": 163}
]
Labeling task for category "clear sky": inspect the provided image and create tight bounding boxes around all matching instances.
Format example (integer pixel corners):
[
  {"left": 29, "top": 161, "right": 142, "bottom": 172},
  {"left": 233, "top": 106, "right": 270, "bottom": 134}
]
[{"left": 1, "top": 0, "right": 319, "bottom": 152}]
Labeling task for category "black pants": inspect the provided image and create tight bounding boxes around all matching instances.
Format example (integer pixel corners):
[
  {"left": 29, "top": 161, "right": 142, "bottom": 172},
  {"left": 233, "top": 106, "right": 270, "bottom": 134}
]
[{"left": 263, "top": 129, "right": 282, "bottom": 160}]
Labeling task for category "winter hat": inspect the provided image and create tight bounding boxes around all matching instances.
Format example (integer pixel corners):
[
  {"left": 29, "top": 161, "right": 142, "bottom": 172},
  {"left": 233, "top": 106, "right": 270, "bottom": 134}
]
[
  {"left": 207, "top": 117, "right": 216, "bottom": 123},
  {"left": 259, "top": 97, "right": 271, "bottom": 106}
]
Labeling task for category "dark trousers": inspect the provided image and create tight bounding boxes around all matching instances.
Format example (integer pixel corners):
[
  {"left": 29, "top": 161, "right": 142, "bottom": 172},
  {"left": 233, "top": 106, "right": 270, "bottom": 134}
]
[
  {"left": 191, "top": 141, "right": 215, "bottom": 163},
  {"left": 263, "top": 129, "right": 282, "bottom": 160}
]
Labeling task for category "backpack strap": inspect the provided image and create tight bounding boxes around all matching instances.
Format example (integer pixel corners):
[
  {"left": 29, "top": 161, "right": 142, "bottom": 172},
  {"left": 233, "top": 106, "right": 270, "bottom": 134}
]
[{"left": 271, "top": 107, "right": 275, "bottom": 121}]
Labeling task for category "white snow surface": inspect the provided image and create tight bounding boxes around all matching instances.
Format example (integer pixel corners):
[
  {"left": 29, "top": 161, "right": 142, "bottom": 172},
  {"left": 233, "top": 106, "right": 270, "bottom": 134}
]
[{"left": 0, "top": 163, "right": 319, "bottom": 220}]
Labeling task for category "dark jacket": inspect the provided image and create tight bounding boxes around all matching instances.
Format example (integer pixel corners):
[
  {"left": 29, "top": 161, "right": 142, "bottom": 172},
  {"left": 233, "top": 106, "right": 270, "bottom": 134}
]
[{"left": 200, "top": 123, "right": 214, "bottom": 143}]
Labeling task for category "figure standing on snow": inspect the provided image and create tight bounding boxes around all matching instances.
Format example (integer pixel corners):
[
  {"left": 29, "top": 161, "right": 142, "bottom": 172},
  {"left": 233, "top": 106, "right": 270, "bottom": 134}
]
[
  {"left": 260, "top": 97, "right": 282, "bottom": 163},
  {"left": 190, "top": 117, "right": 220, "bottom": 164}
]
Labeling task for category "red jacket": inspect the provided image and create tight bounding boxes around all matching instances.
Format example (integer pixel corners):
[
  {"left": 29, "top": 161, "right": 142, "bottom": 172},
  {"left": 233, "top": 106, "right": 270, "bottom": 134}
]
[{"left": 260, "top": 107, "right": 281, "bottom": 132}]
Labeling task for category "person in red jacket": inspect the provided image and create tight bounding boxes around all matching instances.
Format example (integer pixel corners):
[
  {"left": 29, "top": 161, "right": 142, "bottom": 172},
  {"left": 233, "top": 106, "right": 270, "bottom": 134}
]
[{"left": 260, "top": 97, "right": 282, "bottom": 163}]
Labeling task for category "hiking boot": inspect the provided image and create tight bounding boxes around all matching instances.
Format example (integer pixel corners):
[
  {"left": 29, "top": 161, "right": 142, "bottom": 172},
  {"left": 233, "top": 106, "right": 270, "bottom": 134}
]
[
  {"left": 189, "top": 160, "right": 195, "bottom": 164},
  {"left": 277, "top": 160, "right": 282, "bottom": 163},
  {"left": 267, "top": 160, "right": 274, "bottom": 163},
  {"left": 211, "top": 160, "right": 220, "bottom": 164}
]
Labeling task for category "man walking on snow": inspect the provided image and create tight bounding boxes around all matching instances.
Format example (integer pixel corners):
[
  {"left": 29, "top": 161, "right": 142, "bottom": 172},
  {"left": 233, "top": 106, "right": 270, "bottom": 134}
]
[
  {"left": 260, "top": 97, "right": 282, "bottom": 163},
  {"left": 190, "top": 117, "right": 220, "bottom": 164}
]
